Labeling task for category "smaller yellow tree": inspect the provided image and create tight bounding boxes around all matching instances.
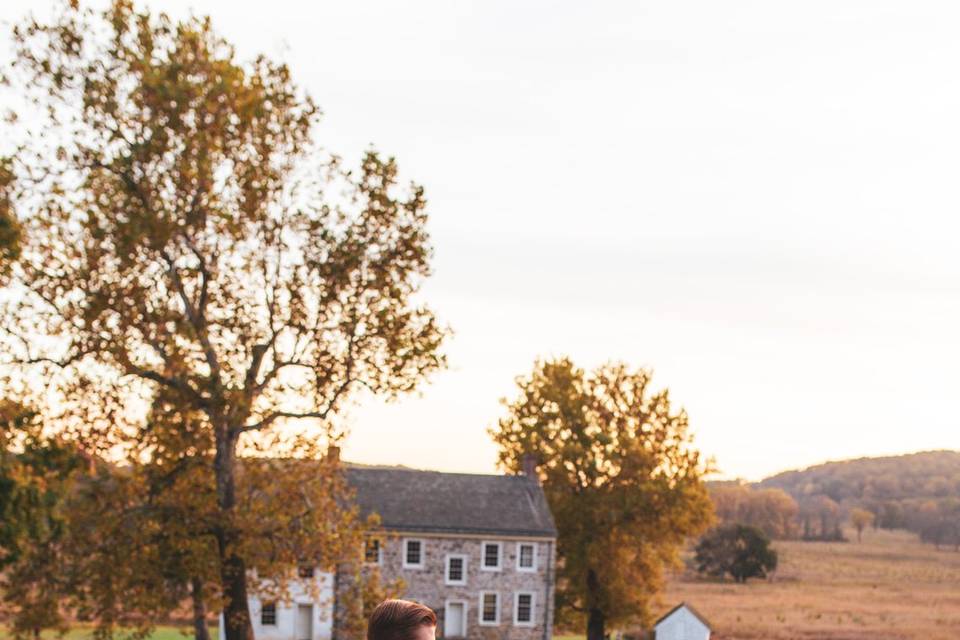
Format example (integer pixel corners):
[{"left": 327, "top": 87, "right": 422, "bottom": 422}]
[
  {"left": 850, "top": 507, "right": 875, "bottom": 543},
  {"left": 490, "top": 358, "right": 713, "bottom": 640}
]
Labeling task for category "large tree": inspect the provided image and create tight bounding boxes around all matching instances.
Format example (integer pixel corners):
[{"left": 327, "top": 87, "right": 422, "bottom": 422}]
[
  {"left": 1, "top": 3, "right": 446, "bottom": 640},
  {"left": 694, "top": 523, "right": 778, "bottom": 583},
  {"left": 490, "top": 358, "right": 713, "bottom": 640}
]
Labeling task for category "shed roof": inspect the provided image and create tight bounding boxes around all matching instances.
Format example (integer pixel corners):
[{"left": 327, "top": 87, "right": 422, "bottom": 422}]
[
  {"left": 654, "top": 602, "right": 712, "bottom": 630},
  {"left": 345, "top": 466, "right": 557, "bottom": 538}
]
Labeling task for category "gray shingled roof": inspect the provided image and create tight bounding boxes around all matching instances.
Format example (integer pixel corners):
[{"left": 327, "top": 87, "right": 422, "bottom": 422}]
[{"left": 345, "top": 466, "right": 557, "bottom": 538}]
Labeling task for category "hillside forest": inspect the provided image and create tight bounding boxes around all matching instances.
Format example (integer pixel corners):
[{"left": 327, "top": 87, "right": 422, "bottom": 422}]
[{"left": 711, "top": 451, "right": 960, "bottom": 549}]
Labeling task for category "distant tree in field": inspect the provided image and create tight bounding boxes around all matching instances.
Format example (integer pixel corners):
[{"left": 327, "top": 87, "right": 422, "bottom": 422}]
[
  {"left": 490, "top": 358, "right": 714, "bottom": 640},
  {"left": 849, "top": 507, "right": 875, "bottom": 543},
  {"left": 694, "top": 524, "right": 778, "bottom": 583},
  {"left": 916, "top": 499, "right": 960, "bottom": 551},
  {"left": 877, "top": 500, "right": 907, "bottom": 530},
  {"left": 799, "top": 495, "right": 844, "bottom": 541},
  {"left": 2, "top": 3, "right": 446, "bottom": 640},
  {"left": 709, "top": 483, "right": 799, "bottom": 539}
]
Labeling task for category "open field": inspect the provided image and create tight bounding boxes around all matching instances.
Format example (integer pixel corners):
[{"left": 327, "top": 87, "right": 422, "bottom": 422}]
[
  {"left": 658, "top": 527, "right": 960, "bottom": 640},
  {"left": 0, "top": 627, "right": 212, "bottom": 640},
  {"left": 6, "top": 529, "right": 959, "bottom": 640}
]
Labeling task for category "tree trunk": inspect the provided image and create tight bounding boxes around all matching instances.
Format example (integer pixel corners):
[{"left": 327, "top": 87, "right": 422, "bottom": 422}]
[
  {"left": 192, "top": 577, "right": 212, "bottom": 640},
  {"left": 215, "top": 431, "right": 254, "bottom": 640},
  {"left": 220, "top": 552, "right": 253, "bottom": 640},
  {"left": 586, "top": 609, "right": 605, "bottom": 640},
  {"left": 585, "top": 568, "right": 605, "bottom": 640}
]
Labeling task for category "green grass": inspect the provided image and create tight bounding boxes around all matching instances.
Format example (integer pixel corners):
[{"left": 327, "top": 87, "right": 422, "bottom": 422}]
[{"left": 0, "top": 626, "right": 216, "bottom": 640}]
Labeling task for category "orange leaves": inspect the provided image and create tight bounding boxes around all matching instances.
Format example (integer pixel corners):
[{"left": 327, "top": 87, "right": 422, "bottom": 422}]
[{"left": 491, "top": 358, "right": 714, "bottom": 631}]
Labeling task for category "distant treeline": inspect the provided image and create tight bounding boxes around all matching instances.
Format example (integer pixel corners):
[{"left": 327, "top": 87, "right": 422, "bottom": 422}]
[{"left": 733, "top": 450, "right": 960, "bottom": 548}]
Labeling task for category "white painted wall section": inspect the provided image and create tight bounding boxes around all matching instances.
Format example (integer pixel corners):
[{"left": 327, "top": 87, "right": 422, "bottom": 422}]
[
  {"left": 219, "top": 572, "right": 334, "bottom": 640},
  {"left": 654, "top": 605, "right": 710, "bottom": 640}
]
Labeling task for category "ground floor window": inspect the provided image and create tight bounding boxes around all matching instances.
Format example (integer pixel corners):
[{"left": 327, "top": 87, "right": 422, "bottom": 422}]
[
  {"left": 261, "top": 602, "right": 277, "bottom": 626},
  {"left": 514, "top": 592, "right": 535, "bottom": 626},
  {"left": 479, "top": 592, "right": 499, "bottom": 625}
]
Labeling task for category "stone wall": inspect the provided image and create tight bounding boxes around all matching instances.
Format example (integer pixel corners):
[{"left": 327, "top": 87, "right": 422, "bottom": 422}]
[{"left": 339, "top": 534, "right": 555, "bottom": 640}]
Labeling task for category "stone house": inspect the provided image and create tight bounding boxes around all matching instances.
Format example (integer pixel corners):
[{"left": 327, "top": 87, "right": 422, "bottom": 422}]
[
  {"left": 346, "top": 464, "right": 558, "bottom": 640},
  {"left": 225, "top": 462, "right": 557, "bottom": 640}
]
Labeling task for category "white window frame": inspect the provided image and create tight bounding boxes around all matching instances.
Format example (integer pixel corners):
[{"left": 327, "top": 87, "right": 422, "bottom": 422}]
[
  {"left": 402, "top": 538, "right": 425, "bottom": 569},
  {"left": 443, "top": 599, "right": 469, "bottom": 638},
  {"left": 478, "top": 591, "right": 500, "bottom": 626},
  {"left": 364, "top": 538, "right": 382, "bottom": 566},
  {"left": 513, "top": 591, "right": 536, "bottom": 627},
  {"left": 480, "top": 541, "right": 503, "bottom": 571},
  {"left": 516, "top": 542, "right": 538, "bottom": 572},
  {"left": 445, "top": 553, "right": 468, "bottom": 586}
]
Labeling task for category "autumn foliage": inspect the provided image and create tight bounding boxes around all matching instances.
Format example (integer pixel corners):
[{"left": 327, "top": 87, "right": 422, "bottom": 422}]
[
  {"left": 490, "top": 358, "right": 713, "bottom": 640},
  {"left": 1, "top": 2, "right": 445, "bottom": 639}
]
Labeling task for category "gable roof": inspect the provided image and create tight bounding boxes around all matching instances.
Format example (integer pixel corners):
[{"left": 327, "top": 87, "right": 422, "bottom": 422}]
[
  {"left": 654, "top": 602, "right": 712, "bottom": 630},
  {"left": 345, "top": 466, "right": 557, "bottom": 538}
]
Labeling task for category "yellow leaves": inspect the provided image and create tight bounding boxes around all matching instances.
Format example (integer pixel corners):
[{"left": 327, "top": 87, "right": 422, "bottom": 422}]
[
  {"left": 492, "top": 357, "right": 714, "bottom": 631},
  {"left": 5, "top": 2, "right": 445, "bottom": 633}
]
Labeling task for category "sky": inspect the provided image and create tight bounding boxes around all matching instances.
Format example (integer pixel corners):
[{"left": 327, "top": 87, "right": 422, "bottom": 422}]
[{"left": 3, "top": 1, "right": 959, "bottom": 480}]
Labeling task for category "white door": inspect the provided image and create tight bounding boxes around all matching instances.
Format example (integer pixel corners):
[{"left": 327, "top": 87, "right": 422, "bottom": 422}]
[
  {"left": 444, "top": 602, "right": 465, "bottom": 638},
  {"left": 296, "top": 604, "right": 313, "bottom": 640}
]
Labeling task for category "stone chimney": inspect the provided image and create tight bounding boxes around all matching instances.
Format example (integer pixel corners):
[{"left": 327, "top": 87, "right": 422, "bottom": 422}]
[
  {"left": 327, "top": 445, "right": 341, "bottom": 463},
  {"left": 521, "top": 453, "right": 540, "bottom": 484}
]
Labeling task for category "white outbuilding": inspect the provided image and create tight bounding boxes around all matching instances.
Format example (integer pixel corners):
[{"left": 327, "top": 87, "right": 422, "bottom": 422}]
[
  {"left": 218, "top": 571, "right": 335, "bottom": 640},
  {"left": 653, "top": 602, "right": 712, "bottom": 640}
]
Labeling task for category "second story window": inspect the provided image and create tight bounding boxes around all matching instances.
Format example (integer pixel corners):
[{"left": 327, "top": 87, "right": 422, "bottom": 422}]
[
  {"left": 261, "top": 602, "right": 277, "bottom": 626},
  {"left": 403, "top": 539, "right": 424, "bottom": 568},
  {"left": 445, "top": 554, "right": 467, "bottom": 585},
  {"left": 517, "top": 542, "right": 537, "bottom": 571},
  {"left": 364, "top": 539, "right": 382, "bottom": 565},
  {"left": 297, "top": 566, "right": 315, "bottom": 578},
  {"left": 482, "top": 541, "right": 502, "bottom": 570}
]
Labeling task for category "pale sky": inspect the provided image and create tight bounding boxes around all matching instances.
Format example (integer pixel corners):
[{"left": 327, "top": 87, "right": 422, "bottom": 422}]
[{"left": 4, "top": 1, "right": 959, "bottom": 480}]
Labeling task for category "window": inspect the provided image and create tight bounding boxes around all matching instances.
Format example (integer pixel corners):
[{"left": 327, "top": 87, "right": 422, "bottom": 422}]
[
  {"left": 403, "top": 539, "right": 424, "bottom": 568},
  {"left": 364, "top": 539, "right": 382, "bottom": 565},
  {"left": 516, "top": 542, "right": 537, "bottom": 571},
  {"left": 481, "top": 541, "right": 502, "bottom": 570},
  {"left": 514, "top": 592, "right": 535, "bottom": 626},
  {"left": 261, "top": 602, "right": 277, "bottom": 626},
  {"left": 298, "top": 565, "right": 315, "bottom": 578},
  {"left": 445, "top": 554, "right": 467, "bottom": 585},
  {"left": 478, "top": 592, "right": 499, "bottom": 625}
]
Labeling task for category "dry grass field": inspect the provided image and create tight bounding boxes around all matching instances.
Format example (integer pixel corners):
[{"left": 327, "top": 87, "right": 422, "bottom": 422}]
[{"left": 658, "top": 527, "right": 960, "bottom": 640}]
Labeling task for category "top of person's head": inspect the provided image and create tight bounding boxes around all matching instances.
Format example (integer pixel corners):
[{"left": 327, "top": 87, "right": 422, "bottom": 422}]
[{"left": 367, "top": 600, "right": 437, "bottom": 640}]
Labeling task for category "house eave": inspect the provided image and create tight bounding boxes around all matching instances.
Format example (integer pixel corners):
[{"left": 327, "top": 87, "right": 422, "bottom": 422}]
[{"left": 365, "top": 525, "right": 558, "bottom": 540}]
